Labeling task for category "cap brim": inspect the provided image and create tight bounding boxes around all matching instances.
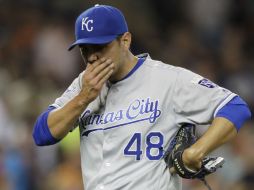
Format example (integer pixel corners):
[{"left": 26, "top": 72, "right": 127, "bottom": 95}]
[{"left": 68, "top": 35, "right": 118, "bottom": 51}]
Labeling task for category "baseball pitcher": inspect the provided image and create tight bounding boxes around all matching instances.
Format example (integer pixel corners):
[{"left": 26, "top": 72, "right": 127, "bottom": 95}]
[{"left": 33, "top": 5, "right": 251, "bottom": 190}]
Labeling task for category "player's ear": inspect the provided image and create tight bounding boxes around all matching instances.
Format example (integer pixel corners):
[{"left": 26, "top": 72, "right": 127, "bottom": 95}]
[{"left": 120, "top": 32, "right": 131, "bottom": 50}]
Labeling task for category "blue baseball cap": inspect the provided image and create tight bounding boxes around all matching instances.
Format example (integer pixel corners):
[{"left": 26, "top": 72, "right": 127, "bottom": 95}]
[{"left": 68, "top": 4, "right": 128, "bottom": 51}]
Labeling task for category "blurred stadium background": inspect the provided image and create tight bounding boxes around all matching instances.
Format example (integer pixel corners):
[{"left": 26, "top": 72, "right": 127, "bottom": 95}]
[{"left": 0, "top": 0, "right": 253, "bottom": 189}]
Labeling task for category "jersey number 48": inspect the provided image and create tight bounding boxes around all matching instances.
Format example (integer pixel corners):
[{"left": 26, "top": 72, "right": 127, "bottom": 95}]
[{"left": 124, "top": 132, "right": 164, "bottom": 160}]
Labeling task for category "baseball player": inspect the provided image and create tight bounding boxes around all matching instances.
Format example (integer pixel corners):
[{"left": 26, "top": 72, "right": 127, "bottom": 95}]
[{"left": 33, "top": 4, "right": 251, "bottom": 190}]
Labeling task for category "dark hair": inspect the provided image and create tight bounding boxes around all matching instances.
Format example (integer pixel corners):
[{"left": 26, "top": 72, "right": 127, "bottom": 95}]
[{"left": 116, "top": 34, "right": 124, "bottom": 41}]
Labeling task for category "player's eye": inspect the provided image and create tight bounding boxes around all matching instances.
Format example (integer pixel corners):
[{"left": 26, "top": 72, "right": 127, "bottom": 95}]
[
  {"left": 80, "top": 43, "right": 109, "bottom": 55},
  {"left": 92, "top": 44, "right": 109, "bottom": 52}
]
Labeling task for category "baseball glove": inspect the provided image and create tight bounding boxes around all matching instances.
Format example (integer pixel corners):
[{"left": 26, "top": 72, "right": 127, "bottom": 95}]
[{"left": 164, "top": 124, "right": 225, "bottom": 190}]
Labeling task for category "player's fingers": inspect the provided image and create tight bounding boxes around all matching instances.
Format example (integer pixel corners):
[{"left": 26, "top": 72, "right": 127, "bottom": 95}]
[
  {"left": 85, "top": 63, "right": 92, "bottom": 71},
  {"left": 91, "top": 59, "right": 113, "bottom": 76},
  {"left": 84, "top": 58, "right": 111, "bottom": 82},
  {"left": 93, "top": 62, "right": 115, "bottom": 82},
  {"left": 169, "top": 167, "right": 176, "bottom": 174},
  {"left": 96, "top": 68, "right": 114, "bottom": 88},
  {"left": 87, "top": 57, "right": 107, "bottom": 72}
]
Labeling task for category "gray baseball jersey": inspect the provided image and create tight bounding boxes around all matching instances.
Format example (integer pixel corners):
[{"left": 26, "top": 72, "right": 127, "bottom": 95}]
[{"left": 51, "top": 54, "right": 237, "bottom": 190}]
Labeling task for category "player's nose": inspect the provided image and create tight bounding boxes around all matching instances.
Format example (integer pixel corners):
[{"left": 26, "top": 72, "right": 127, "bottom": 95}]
[{"left": 87, "top": 53, "right": 99, "bottom": 63}]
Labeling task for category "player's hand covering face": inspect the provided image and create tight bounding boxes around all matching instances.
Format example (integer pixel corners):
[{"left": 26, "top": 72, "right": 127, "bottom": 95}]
[{"left": 79, "top": 43, "right": 115, "bottom": 104}]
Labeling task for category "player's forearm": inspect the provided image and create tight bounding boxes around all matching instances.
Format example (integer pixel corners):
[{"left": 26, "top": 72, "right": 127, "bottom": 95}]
[
  {"left": 48, "top": 94, "right": 90, "bottom": 139},
  {"left": 183, "top": 117, "right": 237, "bottom": 169}
]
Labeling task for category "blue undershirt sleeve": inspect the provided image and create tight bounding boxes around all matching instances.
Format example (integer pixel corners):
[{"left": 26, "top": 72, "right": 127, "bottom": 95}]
[
  {"left": 215, "top": 96, "right": 252, "bottom": 131},
  {"left": 33, "top": 106, "right": 60, "bottom": 146}
]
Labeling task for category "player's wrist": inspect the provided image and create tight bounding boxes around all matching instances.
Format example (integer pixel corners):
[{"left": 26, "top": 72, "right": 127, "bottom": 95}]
[
  {"left": 182, "top": 148, "right": 203, "bottom": 170},
  {"left": 75, "top": 93, "right": 91, "bottom": 107}
]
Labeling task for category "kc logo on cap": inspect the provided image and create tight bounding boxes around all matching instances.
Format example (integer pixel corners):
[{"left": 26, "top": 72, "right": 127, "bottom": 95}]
[
  {"left": 68, "top": 4, "right": 128, "bottom": 50},
  {"left": 81, "top": 17, "right": 94, "bottom": 32}
]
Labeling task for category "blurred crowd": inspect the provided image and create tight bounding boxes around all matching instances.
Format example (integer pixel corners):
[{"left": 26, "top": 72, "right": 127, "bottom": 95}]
[{"left": 0, "top": 0, "right": 253, "bottom": 190}]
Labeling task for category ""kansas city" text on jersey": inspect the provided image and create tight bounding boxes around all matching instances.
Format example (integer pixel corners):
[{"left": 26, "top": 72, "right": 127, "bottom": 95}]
[{"left": 80, "top": 98, "right": 161, "bottom": 136}]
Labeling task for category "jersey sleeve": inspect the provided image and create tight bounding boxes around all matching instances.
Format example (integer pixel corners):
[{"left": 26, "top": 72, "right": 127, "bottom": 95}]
[
  {"left": 50, "top": 72, "right": 84, "bottom": 109},
  {"left": 172, "top": 68, "right": 237, "bottom": 125}
]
